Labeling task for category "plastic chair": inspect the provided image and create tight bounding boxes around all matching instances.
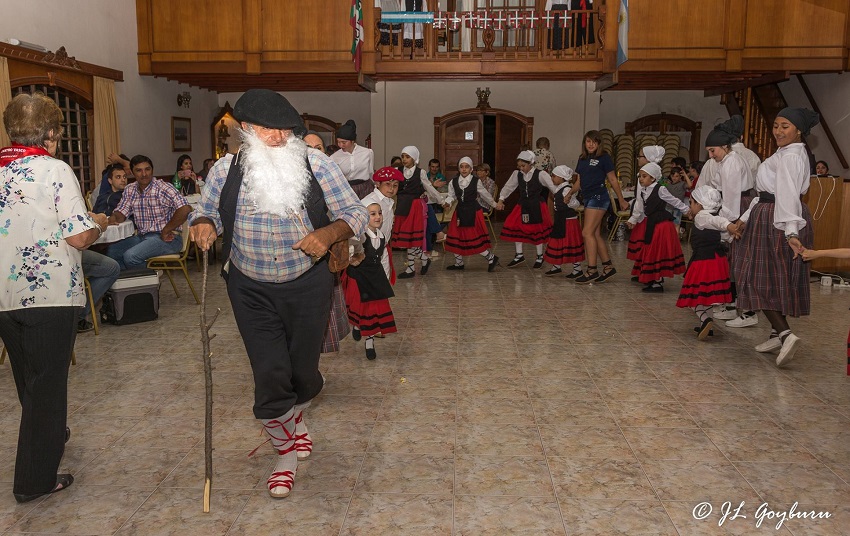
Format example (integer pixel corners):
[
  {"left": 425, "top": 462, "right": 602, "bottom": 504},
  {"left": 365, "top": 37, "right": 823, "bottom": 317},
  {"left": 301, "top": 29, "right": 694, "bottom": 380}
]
[
  {"left": 84, "top": 277, "right": 99, "bottom": 335},
  {"left": 146, "top": 229, "right": 200, "bottom": 304},
  {"left": 607, "top": 187, "right": 631, "bottom": 242}
]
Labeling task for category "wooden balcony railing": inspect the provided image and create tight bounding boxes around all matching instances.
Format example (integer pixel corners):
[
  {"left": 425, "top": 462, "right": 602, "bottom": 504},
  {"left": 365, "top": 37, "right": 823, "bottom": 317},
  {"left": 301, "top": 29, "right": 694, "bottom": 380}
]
[{"left": 374, "top": 9, "right": 603, "bottom": 62}]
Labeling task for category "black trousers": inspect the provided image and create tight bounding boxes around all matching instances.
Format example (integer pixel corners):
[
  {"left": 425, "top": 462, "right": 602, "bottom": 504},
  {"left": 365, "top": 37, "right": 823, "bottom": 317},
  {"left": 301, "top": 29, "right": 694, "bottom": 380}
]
[
  {"left": 0, "top": 306, "right": 75, "bottom": 496},
  {"left": 227, "top": 262, "right": 332, "bottom": 419}
]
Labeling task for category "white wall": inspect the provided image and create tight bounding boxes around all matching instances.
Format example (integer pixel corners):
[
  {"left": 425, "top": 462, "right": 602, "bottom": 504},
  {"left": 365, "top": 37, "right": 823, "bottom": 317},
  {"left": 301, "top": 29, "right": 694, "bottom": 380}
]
[
  {"left": 370, "top": 80, "right": 598, "bottom": 169},
  {"left": 780, "top": 74, "right": 850, "bottom": 174},
  {"left": 0, "top": 0, "right": 219, "bottom": 177}
]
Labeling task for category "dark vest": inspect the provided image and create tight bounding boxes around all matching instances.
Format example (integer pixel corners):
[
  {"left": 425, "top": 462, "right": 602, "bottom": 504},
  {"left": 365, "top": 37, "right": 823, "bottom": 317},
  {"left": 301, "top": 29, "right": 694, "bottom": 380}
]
[
  {"left": 551, "top": 186, "right": 577, "bottom": 238},
  {"left": 395, "top": 166, "right": 424, "bottom": 216},
  {"left": 518, "top": 169, "right": 543, "bottom": 224},
  {"left": 218, "top": 151, "right": 330, "bottom": 278},
  {"left": 346, "top": 235, "right": 394, "bottom": 302},
  {"left": 689, "top": 219, "right": 727, "bottom": 262},
  {"left": 452, "top": 175, "right": 481, "bottom": 227},
  {"left": 643, "top": 184, "right": 674, "bottom": 242}
]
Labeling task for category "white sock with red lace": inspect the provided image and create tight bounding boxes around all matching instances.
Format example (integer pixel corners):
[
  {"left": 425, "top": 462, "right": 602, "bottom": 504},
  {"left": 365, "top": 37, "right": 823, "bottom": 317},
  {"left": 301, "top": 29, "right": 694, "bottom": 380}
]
[
  {"left": 261, "top": 408, "right": 298, "bottom": 498},
  {"left": 293, "top": 401, "right": 313, "bottom": 460}
]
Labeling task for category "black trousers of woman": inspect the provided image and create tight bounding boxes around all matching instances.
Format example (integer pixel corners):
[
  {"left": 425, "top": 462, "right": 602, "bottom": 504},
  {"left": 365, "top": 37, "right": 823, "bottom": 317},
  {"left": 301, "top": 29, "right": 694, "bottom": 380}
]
[{"left": 0, "top": 306, "right": 75, "bottom": 496}]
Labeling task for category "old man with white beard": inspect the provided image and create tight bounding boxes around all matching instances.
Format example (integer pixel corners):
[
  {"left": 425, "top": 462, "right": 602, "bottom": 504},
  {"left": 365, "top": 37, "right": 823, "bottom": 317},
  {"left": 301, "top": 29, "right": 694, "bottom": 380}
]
[{"left": 189, "top": 89, "right": 367, "bottom": 499}]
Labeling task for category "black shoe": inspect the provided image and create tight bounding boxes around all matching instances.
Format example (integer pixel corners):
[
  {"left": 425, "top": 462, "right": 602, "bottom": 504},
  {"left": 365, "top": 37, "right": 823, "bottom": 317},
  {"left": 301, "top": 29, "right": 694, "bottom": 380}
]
[
  {"left": 65, "top": 427, "right": 70, "bottom": 443},
  {"left": 397, "top": 270, "right": 415, "bottom": 279},
  {"left": 487, "top": 255, "right": 499, "bottom": 273},
  {"left": 532, "top": 256, "right": 544, "bottom": 269},
  {"left": 77, "top": 320, "right": 94, "bottom": 333},
  {"left": 420, "top": 259, "right": 431, "bottom": 275},
  {"left": 352, "top": 328, "right": 361, "bottom": 341},
  {"left": 507, "top": 256, "right": 525, "bottom": 268},
  {"left": 693, "top": 326, "right": 714, "bottom": 337},
  {"left": 642, "top": 282, "right": 664, "bottom": 293},
  {"left": 631, "top": 276, "right": 640, "bottom": 283},
  {"left": 574, "top": 270, "right": 599, "bottom": 284},
  {"left": 446, "top": 264, "right": 465, "bottom": 271},
  {"left": 365, "top": 347, "right": 377, "bottom": 360},
  {"left": 697, "top": 318, "right": 714, "bottom": 341},
  {"left": 544, "top": 267, "right": 562, "bottom": 276},
  {"left": 565, "top": 271, "right": 582, "bottom": 280},
  {"left": 14, "top": 474, "right": 74, "bottom": 504},
  {"left": 596, "top": 266, "right": 617, "bottom": 283}
]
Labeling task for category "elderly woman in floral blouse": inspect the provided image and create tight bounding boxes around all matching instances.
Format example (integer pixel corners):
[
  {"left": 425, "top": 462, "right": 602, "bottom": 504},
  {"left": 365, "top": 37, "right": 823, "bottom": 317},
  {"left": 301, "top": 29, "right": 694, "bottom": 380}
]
[{"left": 0, "top": 93, "right": 106, "bottom": 503}]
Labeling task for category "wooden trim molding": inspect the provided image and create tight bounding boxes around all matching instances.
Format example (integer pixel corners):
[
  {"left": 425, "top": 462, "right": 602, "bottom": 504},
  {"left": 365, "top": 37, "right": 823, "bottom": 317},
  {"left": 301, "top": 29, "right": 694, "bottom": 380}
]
[{"left": 0, "top": 42, "right": 123, "bottom": 82}]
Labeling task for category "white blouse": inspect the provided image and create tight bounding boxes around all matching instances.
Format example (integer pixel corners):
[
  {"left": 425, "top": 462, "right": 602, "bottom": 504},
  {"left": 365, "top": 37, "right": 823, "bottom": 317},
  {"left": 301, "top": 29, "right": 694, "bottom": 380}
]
[
  {"left": 731, "top": 142, "right": 761, "bottom": 182},
  {"left": 499, "top": 169, "right": 556, "bottom": 201},
  {"left": 444, "top": 174, "right": 497, "bottom": 208},
  {"left": 331, "top": 144, "right": 374, "bottom": 184},
  {"left": 403, "top": 166, "right": 443, "bottom": 202},
  {"left": 352, "top": 227, "right": 391, "bottom": 279},
  {"left": 361, "top": 187, "right": 395, "bottom": 239},
  {"left": 694, "top": 211, "right": 734, "bottom": 242},
  {"left": 0, "top": 155, "right": 97, "bottom": 311},
  {"left": 740, "top": 142, "right": 810, "bottom": 236},
  {"left": 628, "top": 182, "right": 690, "bottom": 225}
]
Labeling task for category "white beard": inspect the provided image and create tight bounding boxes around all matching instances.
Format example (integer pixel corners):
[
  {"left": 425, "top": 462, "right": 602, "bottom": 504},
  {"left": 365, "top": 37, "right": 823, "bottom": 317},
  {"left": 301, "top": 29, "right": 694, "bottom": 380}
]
[{"left": 239, "top": 128, "right": 312, "bottom": 217}]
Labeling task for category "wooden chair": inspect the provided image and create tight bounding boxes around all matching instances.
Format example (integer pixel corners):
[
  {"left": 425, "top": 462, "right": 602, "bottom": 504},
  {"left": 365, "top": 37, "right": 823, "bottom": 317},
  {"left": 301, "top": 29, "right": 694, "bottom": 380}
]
[
  {"left": 84, "top": 277, "right": 99, "bottom": 335},
  {"left": 84, "top": 190, "right": 94, "bottom": 211},
  {"left": 482, "top": 184, "right": 499, "bottom": 244},
  {"left": 146, "top": 229, "right": 200, "bottom": 304},
  {"left": 607, "top": 187, "right": 631, "bottom": 242},
  {"left": 2, "top": 346, "right": 75, "bottom": 365}
]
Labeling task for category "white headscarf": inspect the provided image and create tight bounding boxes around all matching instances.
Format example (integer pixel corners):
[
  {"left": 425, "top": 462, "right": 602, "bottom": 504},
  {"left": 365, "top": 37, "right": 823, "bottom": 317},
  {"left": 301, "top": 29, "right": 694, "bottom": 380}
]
[
  {"left": 517, "top": 150, "right": 536, "bottom": 163},
  {"left": 641, "top": 145, "right": 665, "bottom": 164},
  {"left": 640, "top": 162, "right": 662, "bottom": 180},
  {"left": 551, "top": 165, "right": 574, "bottom": 181},
  {"left": 691, "top": 185, "right": 722, "bottom": 212},
  {"left": 401, "top": 146, "right": 420, "bottom": 165},
  {"left": 458, "top": 156, "right": 474, "bottom": 168}
]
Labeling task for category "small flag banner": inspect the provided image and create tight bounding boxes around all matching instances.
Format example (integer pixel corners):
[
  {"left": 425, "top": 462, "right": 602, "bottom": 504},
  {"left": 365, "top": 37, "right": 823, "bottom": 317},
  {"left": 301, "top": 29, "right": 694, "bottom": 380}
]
[
  {"left": 351, "top": 0, "right": 364, "bottom": 72},
  {"left": 617, "top": 0, "right": 628, "bottom": 67},
  {"left": 381, "top": 10, "right": 571, "bottom": 30},
  {"left": 380, "top": 11, "right": 435, "bottom": 24}
]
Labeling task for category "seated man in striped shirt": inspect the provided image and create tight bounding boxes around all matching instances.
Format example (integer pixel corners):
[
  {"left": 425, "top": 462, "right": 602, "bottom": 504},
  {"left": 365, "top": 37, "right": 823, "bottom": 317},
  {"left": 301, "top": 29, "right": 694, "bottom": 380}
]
[
  {"left": 189, "top": 89, "right": 368, "bottom": 499},
  {"left": 106, "top": 155, "right": 192, "bottom": 270}
]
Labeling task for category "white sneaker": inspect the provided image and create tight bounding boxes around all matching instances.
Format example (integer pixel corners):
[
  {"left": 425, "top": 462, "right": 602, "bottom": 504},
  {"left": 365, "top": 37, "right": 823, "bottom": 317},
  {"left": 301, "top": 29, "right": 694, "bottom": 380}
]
[
  {"left": 776, "top": 334, "right": 800, "bottom": 366},
  {"left": 429, "top": 250, "right": 440, "bottom": 258},
  {"left": 754, "top": 337, "right": 782, "bottom": 353},
  {"left": 726, "top": 314, "right": 758, "bottom": 328},
  {"left": 713, "top": 306, "right": 739, "bottom": 321}
]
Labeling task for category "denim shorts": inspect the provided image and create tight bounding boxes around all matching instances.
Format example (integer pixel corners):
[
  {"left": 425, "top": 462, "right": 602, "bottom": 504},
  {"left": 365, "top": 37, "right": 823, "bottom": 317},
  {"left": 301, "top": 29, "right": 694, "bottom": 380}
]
[{"left": 583, "top": 191, "right": 611, "bottom": 211}]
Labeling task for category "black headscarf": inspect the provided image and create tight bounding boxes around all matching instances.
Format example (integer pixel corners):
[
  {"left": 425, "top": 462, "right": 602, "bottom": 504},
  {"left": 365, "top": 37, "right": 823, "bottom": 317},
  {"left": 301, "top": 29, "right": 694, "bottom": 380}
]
[
  {"left": 777, "top": 108, "right": 820, "bottom": 137},
  {"left": 336, "top": 120, "right": 357, "bottom": 141},
  {"left": 705, "top": 125, "right": 738, "bottom": 147}
]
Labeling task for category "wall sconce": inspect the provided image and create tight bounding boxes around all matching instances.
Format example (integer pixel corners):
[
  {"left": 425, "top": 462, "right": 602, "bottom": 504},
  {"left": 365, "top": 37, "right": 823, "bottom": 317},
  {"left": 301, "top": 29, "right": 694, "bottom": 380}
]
[{"left": 177, "top": 91, "right": 191, "bottom": 108}]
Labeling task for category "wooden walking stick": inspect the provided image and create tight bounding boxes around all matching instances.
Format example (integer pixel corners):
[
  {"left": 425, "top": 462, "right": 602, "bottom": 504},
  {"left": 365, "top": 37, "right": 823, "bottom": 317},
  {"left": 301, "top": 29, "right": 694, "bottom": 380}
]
[{"left": 199, "top": 249, "right": 220, "bottom": 513}]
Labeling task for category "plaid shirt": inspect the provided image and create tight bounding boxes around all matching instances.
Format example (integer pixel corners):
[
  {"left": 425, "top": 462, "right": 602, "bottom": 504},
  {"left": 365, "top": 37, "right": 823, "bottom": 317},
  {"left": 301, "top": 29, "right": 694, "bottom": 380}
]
[
  {"left": 188, "top": 150, "right": 368, "bottom": 283},
  {"left": 114, "top": 179, "right": 189, "bottom": 234}
]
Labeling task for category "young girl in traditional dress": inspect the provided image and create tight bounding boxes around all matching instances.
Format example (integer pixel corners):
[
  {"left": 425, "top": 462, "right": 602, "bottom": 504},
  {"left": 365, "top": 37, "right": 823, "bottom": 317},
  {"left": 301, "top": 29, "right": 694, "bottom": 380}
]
[
  {"left": 676, "top": 186, "right": 739, "bottom": 340},
  {"left": 544, "top": 165, "right": 585, "bottom": 277},
  {"left": 627, "top": 162, "right": 690, "bottom": 292},
  {"left": 628, "top": 145, "right": 665, "bottom": 271},
  {"left": 442, "top": 157, "right": 500, "bottom": 271},
  {"left": 392, "top": 146, "right": 443, "bottom": 278},
  {"left": 497, "top": 150, "right": 557, "bottom": 268},
  {"left": 802, "top": 247, "right": 850, "bottom": 374},
  {"left": 343, "top": 203, "right": 397, "bottom": 360}
]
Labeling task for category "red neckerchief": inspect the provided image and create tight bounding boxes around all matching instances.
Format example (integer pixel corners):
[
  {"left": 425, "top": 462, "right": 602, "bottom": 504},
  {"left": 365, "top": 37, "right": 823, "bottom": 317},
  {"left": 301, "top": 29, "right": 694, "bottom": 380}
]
[
  {"left": 580, "top": 0, "right": 588, "bottom": 29},
  {"left": 0, "top": 144, "right": 52, "bottom": 167}
]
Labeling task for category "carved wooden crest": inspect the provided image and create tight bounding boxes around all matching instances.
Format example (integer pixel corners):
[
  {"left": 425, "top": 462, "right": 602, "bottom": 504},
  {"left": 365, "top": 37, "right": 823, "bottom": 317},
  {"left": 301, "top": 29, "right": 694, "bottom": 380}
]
[{"left": 43, "top": 47, "right": 80, "bottom": 69}]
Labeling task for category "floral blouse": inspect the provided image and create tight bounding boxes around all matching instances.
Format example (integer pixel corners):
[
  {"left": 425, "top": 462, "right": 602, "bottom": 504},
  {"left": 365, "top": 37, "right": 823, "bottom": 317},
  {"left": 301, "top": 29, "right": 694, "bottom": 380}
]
[
  {"left": 0, "top": 155, "right": 96, "bottom": 311},
  {"left": 533, "top": 148, "right": 556, "bottom": 173}
]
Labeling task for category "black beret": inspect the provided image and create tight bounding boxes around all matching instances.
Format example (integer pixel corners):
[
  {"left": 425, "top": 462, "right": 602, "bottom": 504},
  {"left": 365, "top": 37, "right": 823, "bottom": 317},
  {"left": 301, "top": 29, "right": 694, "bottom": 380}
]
[
  {"left": 336, "top": 119, "right": 357, "bottom": 141},
  {"left": 233, "top": 89, "right": 305, "bottom": 131}
]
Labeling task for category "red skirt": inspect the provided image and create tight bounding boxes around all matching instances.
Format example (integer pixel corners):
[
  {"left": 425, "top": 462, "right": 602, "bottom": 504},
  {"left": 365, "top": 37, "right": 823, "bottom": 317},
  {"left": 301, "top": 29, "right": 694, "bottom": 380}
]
[
  {"left": 445, "top": 210, "right": 491, "bottom": 256},
  {"left": 544, "top": 218, "right": 584, "bottom": 264},
  {"left": 499, "top": 203, "right": 552, "bottom": 245},
  {"left": 676, "top": 253, "right": 733, "bottom": 308},
  {"left": 392, "top": 199, "right": 426, "bottom": 249},
  {"left": 341, "top": 271, "right": 397, "bottom": 337},
  {"left": 627, "top": 219, "right": 646, "bottom": 261},
  {"left": 635, "top": 221, "right": 685, "bottom": 283}
]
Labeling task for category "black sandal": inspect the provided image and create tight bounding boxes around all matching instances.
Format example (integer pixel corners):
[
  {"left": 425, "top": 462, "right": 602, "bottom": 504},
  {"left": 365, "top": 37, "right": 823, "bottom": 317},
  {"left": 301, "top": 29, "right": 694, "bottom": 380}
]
[{"left": 14, "top": 474, "right": 74, "bottom": 503}]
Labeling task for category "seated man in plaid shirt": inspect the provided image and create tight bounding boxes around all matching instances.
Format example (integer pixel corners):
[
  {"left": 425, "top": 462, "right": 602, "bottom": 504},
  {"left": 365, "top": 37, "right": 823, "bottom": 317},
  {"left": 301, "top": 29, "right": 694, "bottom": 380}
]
[
  {"left": 106, "top": 155, "right": 192, "bottom": 269},
  {"left": 189, "top": 89, "right": 367, "bottom": 499}
]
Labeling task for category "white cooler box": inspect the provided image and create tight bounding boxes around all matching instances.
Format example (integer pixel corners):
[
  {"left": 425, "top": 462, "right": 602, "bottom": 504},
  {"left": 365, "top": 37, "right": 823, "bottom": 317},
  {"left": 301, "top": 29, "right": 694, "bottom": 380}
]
[{"left": 100, "top": 268, "right": 160, "bottom": 325}]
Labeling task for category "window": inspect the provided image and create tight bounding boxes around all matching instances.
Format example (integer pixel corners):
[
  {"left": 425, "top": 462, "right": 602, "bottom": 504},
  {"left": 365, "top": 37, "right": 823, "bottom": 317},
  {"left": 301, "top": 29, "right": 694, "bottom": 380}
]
[{"left": 12, "top": 85, "right": 92, "bottom": 194}]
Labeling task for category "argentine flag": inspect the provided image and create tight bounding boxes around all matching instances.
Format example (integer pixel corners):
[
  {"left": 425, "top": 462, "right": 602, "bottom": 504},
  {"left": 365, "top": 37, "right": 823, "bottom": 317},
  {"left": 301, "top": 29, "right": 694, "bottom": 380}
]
[{"left": 617, "top": 0, "right": 628, "bottom": 67}]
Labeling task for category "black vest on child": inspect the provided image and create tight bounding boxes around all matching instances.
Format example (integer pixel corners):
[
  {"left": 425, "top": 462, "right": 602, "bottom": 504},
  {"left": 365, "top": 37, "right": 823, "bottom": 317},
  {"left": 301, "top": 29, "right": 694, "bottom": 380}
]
[
  {"left": 689, "top": 219, "right": 727, "bottom": 262},
  {"left": 643, "top": 184, "right": 674, "bottom": 242},
  {"left": 551, "top": 185, "right": 577, "bottom": 238},
  {"left": 452, "top": 175, "right": 481, "bottom": 227},
  {"left": 395, "top": 166, "right": 424, "bottom": 216},
  {"left": 518, "top": 169, "right": 543, "bottom": 224},
  {"left": 346, "top": 235, "right": 395, "bottom": 302}
]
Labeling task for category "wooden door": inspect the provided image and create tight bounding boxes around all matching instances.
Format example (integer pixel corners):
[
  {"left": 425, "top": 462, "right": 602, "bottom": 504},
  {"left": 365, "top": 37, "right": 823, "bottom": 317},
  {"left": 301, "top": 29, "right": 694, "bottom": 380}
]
[
  {"left": 437, "top": 113, "right": 484, "bottom": 180},
  {"left": 493, "top": 113, "right": 527, "bottom": 221}
]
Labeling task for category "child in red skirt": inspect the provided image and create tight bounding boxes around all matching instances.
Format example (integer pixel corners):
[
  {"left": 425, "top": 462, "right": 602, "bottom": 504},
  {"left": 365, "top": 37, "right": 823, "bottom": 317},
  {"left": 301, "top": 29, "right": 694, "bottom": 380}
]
[
  {"left": 628, "top": 145, "right": 666, "bottom": 270},
  {"left": 497, "top": 150, "right": 557, "bottom": 268},
  {"left": 544, "top": 165, "right": 585, "bottom": 277},
  {"left": 442, "top": 156, "right": 499, "bottom": 271},
  {"left": 392, "top": 146, "right": 444, "bottom": 279},
  {"left": 343, "top": 203, "right": 397, "bottom": 360},
  {"left": 627, "top": 162, "right": 690, "bottom": 292},
  {"left": 801, "top": 246, "right": 850, "bottom": 375},
  {"left": 676, "top": 185, "right": 739, "bottom": 340}
]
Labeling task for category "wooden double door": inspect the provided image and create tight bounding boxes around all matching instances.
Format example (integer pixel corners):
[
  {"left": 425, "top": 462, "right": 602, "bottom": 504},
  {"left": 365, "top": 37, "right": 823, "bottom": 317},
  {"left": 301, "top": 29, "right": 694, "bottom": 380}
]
[{"left": 434, "top": 108, "right": 533, "bottom": 220}]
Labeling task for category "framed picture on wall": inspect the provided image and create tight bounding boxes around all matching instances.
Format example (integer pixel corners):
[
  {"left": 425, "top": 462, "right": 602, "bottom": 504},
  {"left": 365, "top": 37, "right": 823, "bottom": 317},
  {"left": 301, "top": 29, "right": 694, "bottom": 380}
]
[{"left": 171, "top": 117, "right": 192, "bottom": 152}]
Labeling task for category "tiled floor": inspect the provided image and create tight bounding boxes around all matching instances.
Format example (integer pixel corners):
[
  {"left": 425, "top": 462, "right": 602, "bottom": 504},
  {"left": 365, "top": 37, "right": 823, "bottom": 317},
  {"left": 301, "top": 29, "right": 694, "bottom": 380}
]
[{"left": 1, "top": 238, "right": 849, "bottom": 535}]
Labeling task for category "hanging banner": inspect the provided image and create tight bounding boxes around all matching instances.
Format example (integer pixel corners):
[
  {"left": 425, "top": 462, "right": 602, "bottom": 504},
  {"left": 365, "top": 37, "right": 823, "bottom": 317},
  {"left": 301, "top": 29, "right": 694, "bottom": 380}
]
[
  {"left": 350, "top": 0, "right": 363, "bottom": 71},
  {"left": 617, "top": 0, "right": 629, "bottom": 66},
  {"left": 380, "top": 11, "right": 436, "bottom": 24}
]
